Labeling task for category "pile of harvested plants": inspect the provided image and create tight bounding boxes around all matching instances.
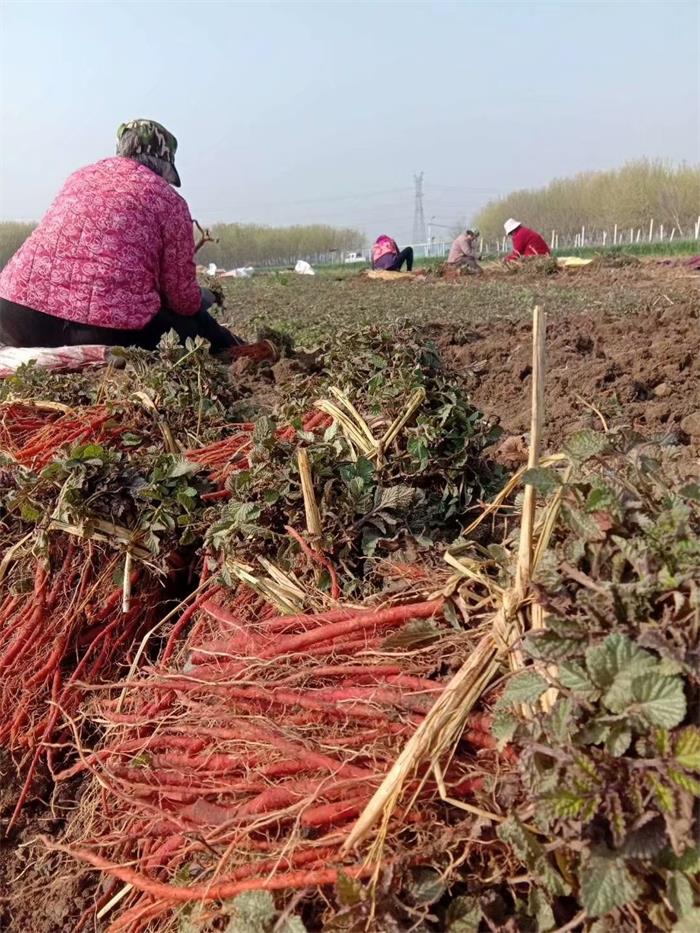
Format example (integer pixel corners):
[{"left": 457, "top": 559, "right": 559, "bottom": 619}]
[{"left": 0, "top": 316, "right": 697, "bottom": 933}]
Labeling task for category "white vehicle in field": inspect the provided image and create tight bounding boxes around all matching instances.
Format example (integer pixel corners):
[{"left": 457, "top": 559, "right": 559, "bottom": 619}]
[{"left": 343, "top": 251, "right": 367, "bottom": 264}]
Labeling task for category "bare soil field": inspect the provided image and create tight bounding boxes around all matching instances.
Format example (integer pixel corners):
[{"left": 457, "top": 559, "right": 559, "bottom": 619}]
[{"left": 227, "top": 262, "right": 700, "bottom": 461}]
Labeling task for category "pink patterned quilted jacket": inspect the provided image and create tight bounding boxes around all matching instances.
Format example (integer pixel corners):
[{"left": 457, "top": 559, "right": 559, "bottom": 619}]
[{"left": 0, "top": 158, "right": 202, "bottom": 330}]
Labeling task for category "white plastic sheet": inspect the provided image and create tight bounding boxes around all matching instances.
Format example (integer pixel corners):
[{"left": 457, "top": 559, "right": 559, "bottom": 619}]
[{"left": 0, "top": 344, "right": 109, "bottom": 378}]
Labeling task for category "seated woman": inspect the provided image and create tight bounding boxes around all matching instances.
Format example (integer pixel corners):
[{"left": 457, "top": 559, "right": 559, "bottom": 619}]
[
  {"left": 370, "top": 235, "right": 414, "bottom": 272},
  {"left": 447, "top": 228, "right": 482, "bottom": 274},
  {"left": 503, "top": 218, "right": 551, "bottom": 263},
  {"left": 0, "top": 119, "right": 242, "bottom": 353}
]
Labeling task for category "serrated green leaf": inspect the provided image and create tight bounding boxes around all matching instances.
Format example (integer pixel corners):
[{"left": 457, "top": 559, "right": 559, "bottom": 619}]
[
  {"left": 668, "top": 768, "right": 700, "bottom": 795},
  {"left": 629, "top": 672, "right": 686, "bottom": 728},
  {"left": 650, "top": 776, "right": 675, "bottom": 814},
  {"left": 585, "top": 484, "right": 616, "bottom": 513},
  {"left": 668, "top": 873, "right": 694, "bottom": 919},
  {"left": 375, "top": 484, "right": 416, "bottom": 512},
  {"left": 542, "top": 787, "right": 587, "bottom": 819},
  {"left": 579, "top": 850, "right": 641, "bottom": 917},
  {"left": 498, "top": 817, "right": 568, "bottom": 896},
  {"left": 674, "top": 727, "right": 700, "bottom": 771},
  {"left": 491, "top": 710, "right": 519, "bottom": 748},
  {"left": 223, "top": 890, "right": 276, "bottom": 932},
  {"left": 560, "top": 503, "right": 602, "bottom": 541},
  {"left": 499, "top": 670, "right": 549, "bottom": 707},
  {"left": 559, "top": 661, "right": 600, "bottom": 700},
  {"left": 586, "top": 633, "right": 656, "bottom": 691},
  {"left": 565, "top": 430, "right": 609, "bottom": 462}
]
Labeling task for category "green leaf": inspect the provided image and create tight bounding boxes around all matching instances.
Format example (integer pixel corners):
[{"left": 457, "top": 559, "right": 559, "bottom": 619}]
[
  {"left": 499, "top": 670, "right": 549, "bottom": 707},
  {"left": 354, "top": 457, "right": 374, "bottom": 484},
  {"left": 547, "top": 697, "right": 573, "bottom": 744},
  {"left": 585, "top": 633, "right": 655, "bottom": 691},
  {"left": 629, "top": 672, "right": 686, "bottom": 728},
  {"left": 559, "top": 661, "right": 600, "bottom": 700},
  {"left": 678, "top": 483, "right": 700, "bottom": 501},
  {"left": 650, "top": 776, "right": 675, "bottom": 814},
  {"left": 667, "top": 768, "right": 700, "bottom": 795},
  {"left": 491, "top": 710, "right": 519, "bottom": 748},
  {"left": 674, "top": 727, "right": 700, "bottom": 771},
  {"left": 668, "top": 873, "right": 694, "bottom": 919},
  {"left": 560, "top": 503, "right": 602, "bottom": 541},
  {"left": 223, "top": 890, "right": 276, "bottom": 932},
  {"left": 579, "top": 850, "right": 641, "bottom": 918},
  {"left": 564, "top": 429, "right": 609, "bottom": 462},
  {"left": 445, "top": 895, "right": 482, "bottom": 932},
  {"left": 522, "top": 466, "right": 561, "bottom": 494},
  {"left": 408, "top": 866, "right": 445, "bottom": 905},
  {"left": 168, "top": 457, "right": 196, "bottom": 478},
  {"left": 542, "top": 787, "right": 587, "bottom": 819},
  {"left": 375, "top": 484, "right": 416, "bottom": 512},
  {"left": 605, "top": 723, "right": 632, "bottom": 757},
  {"left": 335, "top": 871, "right": 364, "bottom": 907},
  {"left": 585, "top": 484, "right": 616, "bottom": 513},
  {"left": 528, "top": 886, "right": 555, "bottom": 932},
  {"left": 498, "top": 817, "right": 568, "bottom": 896},
  {"left": 661, "top": 844, "right": 700, "bottom": 875}
]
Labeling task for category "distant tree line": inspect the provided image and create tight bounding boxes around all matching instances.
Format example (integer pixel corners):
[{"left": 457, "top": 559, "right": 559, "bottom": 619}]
[
  {"left": 0, "top": 221, "right": 364, "bottom": 270},
  {"left": 473, "top": 160, "right": 700, "bottom": 240},
  {"left": 0, "top": 222, "right": 36, "bottom": 268},
  {"left": 196, "top": 223, "right": 364, "bottom": 268}
]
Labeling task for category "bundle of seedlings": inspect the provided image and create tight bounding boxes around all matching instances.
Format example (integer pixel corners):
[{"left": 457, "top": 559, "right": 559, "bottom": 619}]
[{"left": 35, "top": 340, "right": 513, "bottom": 930}]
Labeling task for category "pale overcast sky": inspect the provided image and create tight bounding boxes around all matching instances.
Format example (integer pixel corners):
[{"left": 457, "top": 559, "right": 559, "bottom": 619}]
[{"left": 0, "top": 0, "right": 698, "bottom": 242}]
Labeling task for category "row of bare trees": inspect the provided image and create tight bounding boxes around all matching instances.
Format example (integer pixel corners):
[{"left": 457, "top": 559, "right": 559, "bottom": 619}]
[
  {"left": 0, "top": 221, "right": 363, "bottom": 271},
  {"left": 196, "top": 223, "right": 362, "bottom": 268}
]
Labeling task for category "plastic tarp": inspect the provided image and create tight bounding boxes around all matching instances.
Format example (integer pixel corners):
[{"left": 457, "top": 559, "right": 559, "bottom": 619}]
[{"left": 0, "top": 344, "right": 110, "bottom": 378}]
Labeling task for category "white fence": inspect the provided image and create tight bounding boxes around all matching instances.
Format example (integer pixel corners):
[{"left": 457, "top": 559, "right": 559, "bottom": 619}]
[{"left": 473, "top": 215, "right": 700, "bottom": 256}]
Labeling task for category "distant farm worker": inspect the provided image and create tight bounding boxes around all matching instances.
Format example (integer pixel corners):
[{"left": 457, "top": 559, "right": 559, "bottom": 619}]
[
  {"left": 371, "top": 235, "right": 414, "bottom": 272},
  {"left": 0, "top": 120, "right": 243, "bottom": 353},
  {"left": 503, "top": 218, "right": 551, "bottom": 263},
  {"left": 447, "top": 228, "right": 483, "bottom": 274}
]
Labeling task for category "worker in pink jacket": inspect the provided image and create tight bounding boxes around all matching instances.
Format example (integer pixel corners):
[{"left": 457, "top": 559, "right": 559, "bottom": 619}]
[
  {"left": 503, "top": 218, "right": 551, "bottom": 263},
  {"left": 0, "top": 120, "right": 242, "bottom": 352}
]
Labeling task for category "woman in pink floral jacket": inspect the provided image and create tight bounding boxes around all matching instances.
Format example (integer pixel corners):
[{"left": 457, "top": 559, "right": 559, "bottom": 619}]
[{"left": 0, "top": 119, "right": 240, "bottom": 353}]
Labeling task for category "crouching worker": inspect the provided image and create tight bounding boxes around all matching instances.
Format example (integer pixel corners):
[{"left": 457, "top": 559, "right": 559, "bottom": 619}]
[
  {"left": 447, "top": 228, "right": 482, "bottom": 274},
  {"left": 371, "top": 235, "right": 414, "bottom": 272},
  {"left": 0, "top": 119, "right": 243, "bottom": 354},
  {"left": 503, "top": 218, "right": 550, "bottom": 263}
]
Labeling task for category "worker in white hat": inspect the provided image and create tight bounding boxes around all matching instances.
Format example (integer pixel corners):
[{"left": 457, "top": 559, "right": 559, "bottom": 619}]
[{"left": 503, "top": 219, "right": 551, "bottom": 263}]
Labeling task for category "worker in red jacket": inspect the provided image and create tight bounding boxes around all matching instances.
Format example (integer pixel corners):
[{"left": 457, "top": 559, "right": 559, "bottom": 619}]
[{"left": 503, "top": 218, "right": 551, "bottom": 262}]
